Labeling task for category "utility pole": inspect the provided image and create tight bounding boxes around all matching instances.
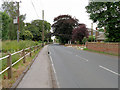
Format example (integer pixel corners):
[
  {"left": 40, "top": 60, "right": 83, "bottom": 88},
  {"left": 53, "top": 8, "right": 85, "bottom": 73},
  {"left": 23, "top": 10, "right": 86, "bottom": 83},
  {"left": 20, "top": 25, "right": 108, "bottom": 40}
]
[
  {"left": 95, "top": 27, "right": 98, "bottom": 41},
  {"left": 42, "top": 10, "right": 44, "bottom": 47},
  {"left": 91, "top": 23, "right": 93, "bottom": 42},
  {"left": 17, "top": 2, "right": 20, "bottom": 42}
]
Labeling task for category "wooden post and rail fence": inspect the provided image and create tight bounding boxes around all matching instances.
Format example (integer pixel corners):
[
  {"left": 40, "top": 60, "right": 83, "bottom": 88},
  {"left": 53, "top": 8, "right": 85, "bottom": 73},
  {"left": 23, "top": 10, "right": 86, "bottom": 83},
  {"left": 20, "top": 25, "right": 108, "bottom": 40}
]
[{"left": 0, "top": 44, "right": 42, "bottom": 79}]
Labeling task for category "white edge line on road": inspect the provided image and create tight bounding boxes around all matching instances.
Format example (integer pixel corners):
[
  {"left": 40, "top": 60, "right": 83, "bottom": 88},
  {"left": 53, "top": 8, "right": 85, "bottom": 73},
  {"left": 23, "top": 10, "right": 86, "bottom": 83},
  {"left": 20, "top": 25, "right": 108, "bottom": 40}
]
[
  {"left": 50, "top": 56, "right": 56, "bottom": 74},
  {"left": 49, "top": 52, "right": 60, "bottom": 88},
  {"left": 76, "top": 55, "right": 88, "bottom": 62},
  {"left": 99, "top": 65, "right": 120, "bottom": 76}
]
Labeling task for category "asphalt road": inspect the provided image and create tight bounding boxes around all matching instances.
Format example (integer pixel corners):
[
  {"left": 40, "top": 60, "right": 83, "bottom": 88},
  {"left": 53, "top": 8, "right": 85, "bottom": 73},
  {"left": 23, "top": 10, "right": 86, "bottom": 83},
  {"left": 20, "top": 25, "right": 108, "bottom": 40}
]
[{"left": 48, "top": 44, "right": 119, "bottom": 88}]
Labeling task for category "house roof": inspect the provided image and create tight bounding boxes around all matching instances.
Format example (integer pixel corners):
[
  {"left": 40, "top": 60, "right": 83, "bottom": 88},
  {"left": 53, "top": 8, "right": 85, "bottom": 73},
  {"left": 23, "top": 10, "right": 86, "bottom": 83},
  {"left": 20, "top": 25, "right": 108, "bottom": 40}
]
[{"left": 96, "top": 33, "right": 106, "bottom": 40}]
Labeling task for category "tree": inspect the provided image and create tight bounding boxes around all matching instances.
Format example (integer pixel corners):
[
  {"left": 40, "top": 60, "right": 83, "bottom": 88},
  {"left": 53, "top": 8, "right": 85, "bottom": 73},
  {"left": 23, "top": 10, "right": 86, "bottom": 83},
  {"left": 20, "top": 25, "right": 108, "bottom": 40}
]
[
  {"left": 24, "top": 22, "right": 41, "bottom": 41},
  {"left": 45, "top": 32, "right": 52, "bottom": 43},
  {"left": 72, "top": 24, "right": 88, "bottom": 43},
  {"left": 0, "top": 13, "right": 2, "bottom": 39},
  {"left": 43, "top": 21, "right": 51, "bottom": 42},
  {"left": 2, "top": 1, "right": 26, "bottom": 40},
  {"left": 2, "top": 1, "right": 18, "bottom": 18},
  {"left": 24, "top": 20, "right": 51, "bottom": 41},
  {"left": 2, "top": 1, "right": 18, "bottom": 40},
  {"left": 52, "top": 15, "right": 79, "bottom": 44},
  {"left": 23, "top": 30, "right": 33, "bottom": 40},
  {"left": 19, "top": 15, "right": 26, "bottom": 39},
  {"left": 0, "top": 11, "right": 12, "bottom": 40},
  {"left": 86, "top": 1, "right": 120, "bottom": 42},
  {"left": 98, "top": 28, "right": 104, "bottom": 32}
]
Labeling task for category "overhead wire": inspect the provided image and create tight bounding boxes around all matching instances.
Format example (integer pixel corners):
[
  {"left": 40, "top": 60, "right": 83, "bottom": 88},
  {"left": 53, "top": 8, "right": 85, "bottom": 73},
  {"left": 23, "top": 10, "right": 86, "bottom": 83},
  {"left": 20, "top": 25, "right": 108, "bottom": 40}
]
[
  {"left": 32, "top": 0, "right": 43, "bottom": 20},
  {"left": 31, "top": 0, "right": 39, "bottom": 18},
  {"left": 17, "top": 0, "right": 42, "bottom": 23}
]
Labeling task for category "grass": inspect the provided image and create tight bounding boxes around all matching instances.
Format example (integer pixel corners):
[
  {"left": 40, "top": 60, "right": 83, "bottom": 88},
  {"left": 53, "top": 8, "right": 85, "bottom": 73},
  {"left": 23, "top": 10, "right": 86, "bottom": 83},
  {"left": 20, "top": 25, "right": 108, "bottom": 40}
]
[
  {"left": 0, "top": 40, "right": 42, "bottom": 88},
  {"left": 2, "top": 40, "right": 40, "bottom": 54},
  {"left": 83, "top": 48, "right": 118, "bottom": 56},
  {"left": 1, "top": 40, "right": 41, "bottom": 71},
  {"left": 1, "top": 48, "right": 41, "bottom": 88}
]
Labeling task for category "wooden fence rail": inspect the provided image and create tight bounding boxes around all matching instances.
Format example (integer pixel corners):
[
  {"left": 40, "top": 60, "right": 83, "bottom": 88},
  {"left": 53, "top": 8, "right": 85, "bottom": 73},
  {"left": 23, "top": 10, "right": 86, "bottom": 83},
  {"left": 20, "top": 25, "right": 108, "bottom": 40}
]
[{"left": 0, "top": 44, "right": 41, "bottom": 79}]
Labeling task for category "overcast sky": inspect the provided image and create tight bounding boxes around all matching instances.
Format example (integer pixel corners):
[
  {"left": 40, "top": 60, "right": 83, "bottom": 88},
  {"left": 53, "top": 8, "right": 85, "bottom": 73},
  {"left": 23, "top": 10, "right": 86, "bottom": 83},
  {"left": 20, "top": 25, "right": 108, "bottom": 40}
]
[{"left": 0, "top": 0, "right": 97, "bottom": 29}]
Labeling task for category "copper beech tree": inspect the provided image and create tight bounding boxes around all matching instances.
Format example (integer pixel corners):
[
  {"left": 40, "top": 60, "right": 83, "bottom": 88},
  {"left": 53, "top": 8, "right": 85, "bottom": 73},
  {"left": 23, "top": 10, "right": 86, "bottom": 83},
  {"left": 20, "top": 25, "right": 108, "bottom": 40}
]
[
  {"left": 52, "top": 15, "right": 89, "bottom": 44},
  {"left": 72, "top": 24, "right": 89, "bottom": 43},
  {"left": 52, "top": 15, "right": 79, "bottom": 44}
]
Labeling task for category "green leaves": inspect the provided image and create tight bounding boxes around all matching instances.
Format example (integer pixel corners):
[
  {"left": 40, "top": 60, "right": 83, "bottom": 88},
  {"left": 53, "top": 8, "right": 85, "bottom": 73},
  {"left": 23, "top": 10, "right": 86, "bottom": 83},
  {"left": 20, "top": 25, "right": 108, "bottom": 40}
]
[
  {"left": 86, "top": 2, "right": 120, "bottom": 42},
  {"left": 1, "top": 1, "right": 26, "bottom": 40},
  {"left": 1, "top": 11, "right": 12, "bottom": 40},
  {"left": 23, "top": 20, "right": 51, "bottom": 41},
  {"left": 23, "top": 30, "right": 33, "bottom": 40}
]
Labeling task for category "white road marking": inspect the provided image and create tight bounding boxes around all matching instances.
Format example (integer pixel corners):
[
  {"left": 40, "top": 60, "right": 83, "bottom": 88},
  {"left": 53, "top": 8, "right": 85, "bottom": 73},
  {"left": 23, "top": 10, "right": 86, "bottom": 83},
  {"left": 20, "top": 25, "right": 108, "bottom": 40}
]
[
  {"left": 50, "top": 56, "right": 56, "bottom": 74},
  {"left": 49, "top": 52, "right": 60, "bottom": 88},
  {"left": 76, "top": 55, "right": 88, "bottom": 62},
  {"left": 99, "top": 65, "right": 120, "bottom": 76}
]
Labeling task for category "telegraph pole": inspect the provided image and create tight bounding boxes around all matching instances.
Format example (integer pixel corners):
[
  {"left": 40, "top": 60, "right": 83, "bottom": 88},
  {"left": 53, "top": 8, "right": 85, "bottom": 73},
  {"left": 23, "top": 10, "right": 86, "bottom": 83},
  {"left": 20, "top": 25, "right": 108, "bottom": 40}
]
[
  {"left": 17, "top": 2, "right": 20, "bottom": 42},
  {"left": 42, "top": 10, "right": 44, "bottom": 47},
  {"left": 91, "top": 23, "right": 93, "bottom": 42}
]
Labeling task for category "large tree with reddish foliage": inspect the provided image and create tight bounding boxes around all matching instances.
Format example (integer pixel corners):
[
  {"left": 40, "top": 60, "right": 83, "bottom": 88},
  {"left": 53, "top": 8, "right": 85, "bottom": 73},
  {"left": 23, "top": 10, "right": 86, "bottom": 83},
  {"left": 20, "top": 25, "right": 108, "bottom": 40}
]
[
  {"left": 52, "top": 15, "right": 79, "bottom": 44},
  {"left": 72, "top": 24, "right": 88, "bottom": 43}
]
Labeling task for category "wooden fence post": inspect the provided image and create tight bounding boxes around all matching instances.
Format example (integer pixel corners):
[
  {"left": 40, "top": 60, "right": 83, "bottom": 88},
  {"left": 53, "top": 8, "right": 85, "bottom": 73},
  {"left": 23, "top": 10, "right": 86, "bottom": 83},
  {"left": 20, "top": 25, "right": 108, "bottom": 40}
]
[
  {"left": 23, "top": 49, "right": 26, "bottom": 63},
  {"left": 37, "top": 46, "right": 38, "bottom": 51},
  {"left": 34, "top": 46, "right": 35, "bottom": 53},
  {"left": 30, "top": 47, "right": 32, "bottom": 57},
  {"left": 7, "top": 53, "right": 12, "bottom": 79}
]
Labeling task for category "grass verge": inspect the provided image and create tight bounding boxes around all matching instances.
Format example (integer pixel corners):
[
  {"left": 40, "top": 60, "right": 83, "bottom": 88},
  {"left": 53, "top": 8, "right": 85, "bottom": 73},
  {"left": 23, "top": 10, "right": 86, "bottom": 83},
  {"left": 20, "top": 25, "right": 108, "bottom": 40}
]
[
  {"left": 1, "top": 47, "right": 42, "bottom": 88},
  {"left": 83, "top": 48, "right": 118, "bottom": 56},
  {"left": 2, "top": 40, "right": 40, "bottom": 56}
]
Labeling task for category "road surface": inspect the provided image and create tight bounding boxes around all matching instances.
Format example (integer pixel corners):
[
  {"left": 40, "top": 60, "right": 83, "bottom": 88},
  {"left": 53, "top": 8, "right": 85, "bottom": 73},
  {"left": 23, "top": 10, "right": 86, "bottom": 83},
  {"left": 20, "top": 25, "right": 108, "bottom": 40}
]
[{"left": 48, "top": 44, "right": 119, "bottom": 88}]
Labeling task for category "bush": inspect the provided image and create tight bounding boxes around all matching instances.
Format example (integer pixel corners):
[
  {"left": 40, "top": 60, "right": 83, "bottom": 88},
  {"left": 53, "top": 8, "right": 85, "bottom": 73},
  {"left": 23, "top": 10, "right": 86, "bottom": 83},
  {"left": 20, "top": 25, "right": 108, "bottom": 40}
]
[
  {"left": 88, "top": 36, "right": 96, "bottom": 42},
  {"left": 23, "top": 30, "right": 33, "bottom": 40},
  {"left": 82, "top": 37, "right": 88, "bottom": 44}
]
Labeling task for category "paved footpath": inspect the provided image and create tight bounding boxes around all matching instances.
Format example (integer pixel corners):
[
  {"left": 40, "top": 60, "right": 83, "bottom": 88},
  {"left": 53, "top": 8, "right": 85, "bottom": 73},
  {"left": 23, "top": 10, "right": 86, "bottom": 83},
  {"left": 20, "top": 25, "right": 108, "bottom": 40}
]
[{"left": 17, "top": 45, "right": 52, "bottom": 88}]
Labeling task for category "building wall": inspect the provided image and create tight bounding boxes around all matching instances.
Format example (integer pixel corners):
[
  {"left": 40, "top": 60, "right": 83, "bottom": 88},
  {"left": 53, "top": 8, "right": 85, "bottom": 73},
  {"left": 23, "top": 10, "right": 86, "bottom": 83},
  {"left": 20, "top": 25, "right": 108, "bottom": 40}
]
[{"left": 86, "top": 42, "right": 119, "bottom": 55}]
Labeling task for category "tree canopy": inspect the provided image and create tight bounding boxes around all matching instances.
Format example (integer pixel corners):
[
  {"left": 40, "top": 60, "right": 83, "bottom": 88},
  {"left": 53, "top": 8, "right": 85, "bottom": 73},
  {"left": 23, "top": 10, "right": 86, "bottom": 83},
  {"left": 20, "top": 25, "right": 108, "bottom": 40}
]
[
  {"left": 23, "top": 20, "right": 51, "bottom": 41},
  {"left": 1, "top": 1, "right": 26, "bottom": 40},
  {"left": 86, "top": 1, "right": 120, "bottom": 42},
  {"left": 72, "top": 24, "right": 88, "bottom": 43},
  {"left": 1, "top": 1, "right": 52, "bottom": 42},
  {"left": 0, "top": 11, "right": 12, "bottom": 40},
  {"left": 52, "top": 15, "right": 79, "bottom": 44}
]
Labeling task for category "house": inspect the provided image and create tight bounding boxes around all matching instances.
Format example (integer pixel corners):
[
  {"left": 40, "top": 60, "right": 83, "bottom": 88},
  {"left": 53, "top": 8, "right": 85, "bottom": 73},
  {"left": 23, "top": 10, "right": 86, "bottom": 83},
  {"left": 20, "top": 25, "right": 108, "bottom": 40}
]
[
  {"left": 87, "top": 28, "right": 106, "bottom": 42},
  {"left": 96, "top": 32, "right": 106, "bottom": 42}
]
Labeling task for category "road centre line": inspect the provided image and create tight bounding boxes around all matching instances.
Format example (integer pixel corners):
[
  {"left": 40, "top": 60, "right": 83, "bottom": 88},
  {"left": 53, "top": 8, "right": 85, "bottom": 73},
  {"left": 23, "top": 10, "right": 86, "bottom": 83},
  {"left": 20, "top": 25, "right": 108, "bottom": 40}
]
[
  {"left": 99, "top": 65, "right": 120, "bottom": 76},
  {"left": 76, "top": 55, "right": 88, "bottom": 62}
]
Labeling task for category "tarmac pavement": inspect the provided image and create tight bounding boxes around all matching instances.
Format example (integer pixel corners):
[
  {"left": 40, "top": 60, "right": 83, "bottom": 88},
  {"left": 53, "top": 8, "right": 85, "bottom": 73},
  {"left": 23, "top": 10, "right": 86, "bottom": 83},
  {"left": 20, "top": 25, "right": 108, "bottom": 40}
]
[{"left": 17, "top": 45, "right": 52, "bottom": 88}]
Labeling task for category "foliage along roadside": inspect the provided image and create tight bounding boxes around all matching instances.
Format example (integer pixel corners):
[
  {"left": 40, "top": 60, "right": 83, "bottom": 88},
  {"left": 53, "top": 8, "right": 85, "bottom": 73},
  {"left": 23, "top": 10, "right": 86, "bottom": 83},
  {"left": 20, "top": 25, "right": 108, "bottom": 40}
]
[
  {"left": 2, "top": 40, "right": 40, "bottom": 54},
  {"left": 1, "top": 2, "right": 52, "bottom": 42},
  {"left": 52, "top": 15, "right": 88, "bottom": 44},
  {"left": 86, "top": 1, "right": 120, "bottom": 42}
]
